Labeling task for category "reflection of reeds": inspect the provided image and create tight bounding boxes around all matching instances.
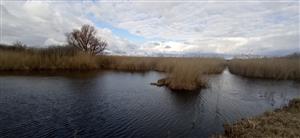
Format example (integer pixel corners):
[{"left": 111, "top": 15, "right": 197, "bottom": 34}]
[{"left": 228, "top": 58, "right": 300, "bottom": 80}]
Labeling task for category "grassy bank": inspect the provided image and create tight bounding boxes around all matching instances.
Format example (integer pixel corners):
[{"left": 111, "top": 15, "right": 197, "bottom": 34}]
[
  {"left": 222, "top": 98, "right": 300, "bottom": 137},
  {"left": 228, "top": 58, "right": 300, "bottom": 80},
  {"left": 0, "top": 44, "right": 225, "bottom": 91}
]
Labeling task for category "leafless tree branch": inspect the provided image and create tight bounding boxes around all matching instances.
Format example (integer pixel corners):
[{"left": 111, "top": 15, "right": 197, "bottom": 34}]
[{"left": 67, "top": 24, "right": 107, "bottom": 55}]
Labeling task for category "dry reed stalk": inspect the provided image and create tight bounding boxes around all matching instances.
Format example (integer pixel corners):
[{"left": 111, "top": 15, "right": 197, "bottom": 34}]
[{"left": 228, "top": 58, "right": 300, "bottom": 80}]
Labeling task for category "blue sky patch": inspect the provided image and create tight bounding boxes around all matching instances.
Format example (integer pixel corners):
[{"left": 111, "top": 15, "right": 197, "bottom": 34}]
[{"left": 88, "top": 13, "right": 146, "bottom": 43}]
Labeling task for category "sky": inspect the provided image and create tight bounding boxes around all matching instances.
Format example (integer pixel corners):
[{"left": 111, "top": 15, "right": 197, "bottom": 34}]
[{"left": 1, "top": 0, "right": 299, "bottom": 56}]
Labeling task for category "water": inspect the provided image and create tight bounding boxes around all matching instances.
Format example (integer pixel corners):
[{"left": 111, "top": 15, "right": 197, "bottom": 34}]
[{"left": 0, "top": 70, "right": 299, "bottom": 138}]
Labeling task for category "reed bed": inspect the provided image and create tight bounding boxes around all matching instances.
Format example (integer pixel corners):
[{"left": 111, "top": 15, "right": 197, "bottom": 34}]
[
  {"left": 98, "top": 56, "right": 158, "bottom": 71},
  {"left": 228, "top": 58, "right": 300, "bottom": 80},
  {"left": 0, "top": 46, "right": 99, "bottom": 70},
  {"left": 100, "top": 56, "right": 226, "bottom": 90},
  {"left": 155, "top": 58, "right": 225, "bottom": 90},
  {"left": 0, "top": 44, "right": 226, "bottom": 91}
]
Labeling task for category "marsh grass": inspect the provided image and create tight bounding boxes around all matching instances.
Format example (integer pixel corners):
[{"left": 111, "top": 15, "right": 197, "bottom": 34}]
[
  {"left": 156, "top": 58, "right": 225, "bottom": 90},
  {"left": 0, "top": 44, "right": 226, "bottom": 90},
  {"left": 222, "top": 98, "right": 300, "bottom": 137},
  {"left": 101, "top": 56, "right": 226, "bottom": 90},
  {"left": 228, "top": 58, "right": 300, "bottom": 80},
  {"left": 98, "top": 56, "right": 158, "bottom": 71},
  {"left": 0, "top": 45, "right": 98, "bottom": 70}
]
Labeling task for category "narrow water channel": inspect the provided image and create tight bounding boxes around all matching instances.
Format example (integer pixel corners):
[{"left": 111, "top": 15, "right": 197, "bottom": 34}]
[{"left": 0, "top": 70, "right": 299, "bottom": 137}]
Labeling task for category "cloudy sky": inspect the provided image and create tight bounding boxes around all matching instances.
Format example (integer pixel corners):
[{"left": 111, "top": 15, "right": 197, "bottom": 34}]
[{"left": 1, "top": 0, "right": 299, "bottom": 56}]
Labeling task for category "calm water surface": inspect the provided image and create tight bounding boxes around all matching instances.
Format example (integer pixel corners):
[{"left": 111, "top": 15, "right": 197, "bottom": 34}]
[{"left": 0, "top": 70, "right": 299, "bottom": 138}]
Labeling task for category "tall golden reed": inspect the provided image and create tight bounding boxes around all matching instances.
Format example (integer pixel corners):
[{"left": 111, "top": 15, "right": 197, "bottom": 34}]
[
  {"left": 99, "top": 56, "right": 226, "bottom": 90},
  {"left": 0, "top": 45, "right": 226, "bottom": 91},
  {"left": 0, "top": 49, "right": 98, "bottom": 70},
  {"left": 228, "top": 58, "right": 300, "bottom": 80}
]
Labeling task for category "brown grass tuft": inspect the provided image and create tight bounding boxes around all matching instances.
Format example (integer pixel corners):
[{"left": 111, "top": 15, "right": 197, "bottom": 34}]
[
  {"left": 99, "top": 56, "right": 226, "bottom": 90},
  {"left": 222, "top": 98, "right": 300, "bottom": 138}
]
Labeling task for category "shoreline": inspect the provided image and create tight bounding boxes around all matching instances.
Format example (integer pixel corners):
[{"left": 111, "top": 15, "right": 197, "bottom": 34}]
[{"left": 221, "top": 98, "right": 300, "bottom": 137}]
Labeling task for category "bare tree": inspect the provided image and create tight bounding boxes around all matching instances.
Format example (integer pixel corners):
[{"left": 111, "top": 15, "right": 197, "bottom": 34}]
[
  {"left": 67, "top": 24, "right": 107, "bottom": 55},
  {"left": 13, "top": 41, "right": 27, "bottom": 48}
]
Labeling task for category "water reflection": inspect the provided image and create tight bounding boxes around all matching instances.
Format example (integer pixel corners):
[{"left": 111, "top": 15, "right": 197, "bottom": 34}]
[
  {"left": 168, "top": 90, "right": 200, "bottom": 107},
  {"left": 0, "top": 70, "right": 299, "bottom": 138}
]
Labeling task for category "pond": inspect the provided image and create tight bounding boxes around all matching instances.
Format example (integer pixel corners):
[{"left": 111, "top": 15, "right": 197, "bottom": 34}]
[{"left": 0, "top": 69, "right": 299, "bottom": 138}]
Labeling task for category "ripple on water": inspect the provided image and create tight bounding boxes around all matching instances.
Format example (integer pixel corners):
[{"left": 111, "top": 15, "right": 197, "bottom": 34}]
[{"left": 0, "top": 70, "right": 299, "bottom": 138}]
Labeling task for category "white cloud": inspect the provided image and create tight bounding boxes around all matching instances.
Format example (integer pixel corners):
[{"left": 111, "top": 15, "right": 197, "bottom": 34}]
[
  {"left": 1, "top": 1, "right": 299, "bottom": 56},
  {"left": 235, "top": 32, "right": 300, "bottom": 56},
  {"left": 96, "top": 28, "right": 139, "bottom": 55},
  {"left": 89, "top": 1, "right": 299, "bottom": 55},
  {"left": 90, "top": 2, "right": 298, "bottom": 38},
  {"left": 2, "top": 1, "right": 93, "bottom": 46}
]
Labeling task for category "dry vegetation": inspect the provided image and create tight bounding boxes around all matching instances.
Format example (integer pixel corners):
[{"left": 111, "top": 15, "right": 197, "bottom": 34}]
[
  {"left": 222, "top": 98, "right": 300, "bottom": 138},
  {"left": 2, "top": 43, "right": 300, "bottom": 90},
  {"left": 0, "top": 45, "right": 99, "bottom": 70},
  {"left": 100, "top": 56, "right": 226, "bottom": 90},
  {"left": 0, "top": 44, "right": 226, "bottom": 91},
  {"left": 228, "top": 58, "right": 300, "bottom": 80}
]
